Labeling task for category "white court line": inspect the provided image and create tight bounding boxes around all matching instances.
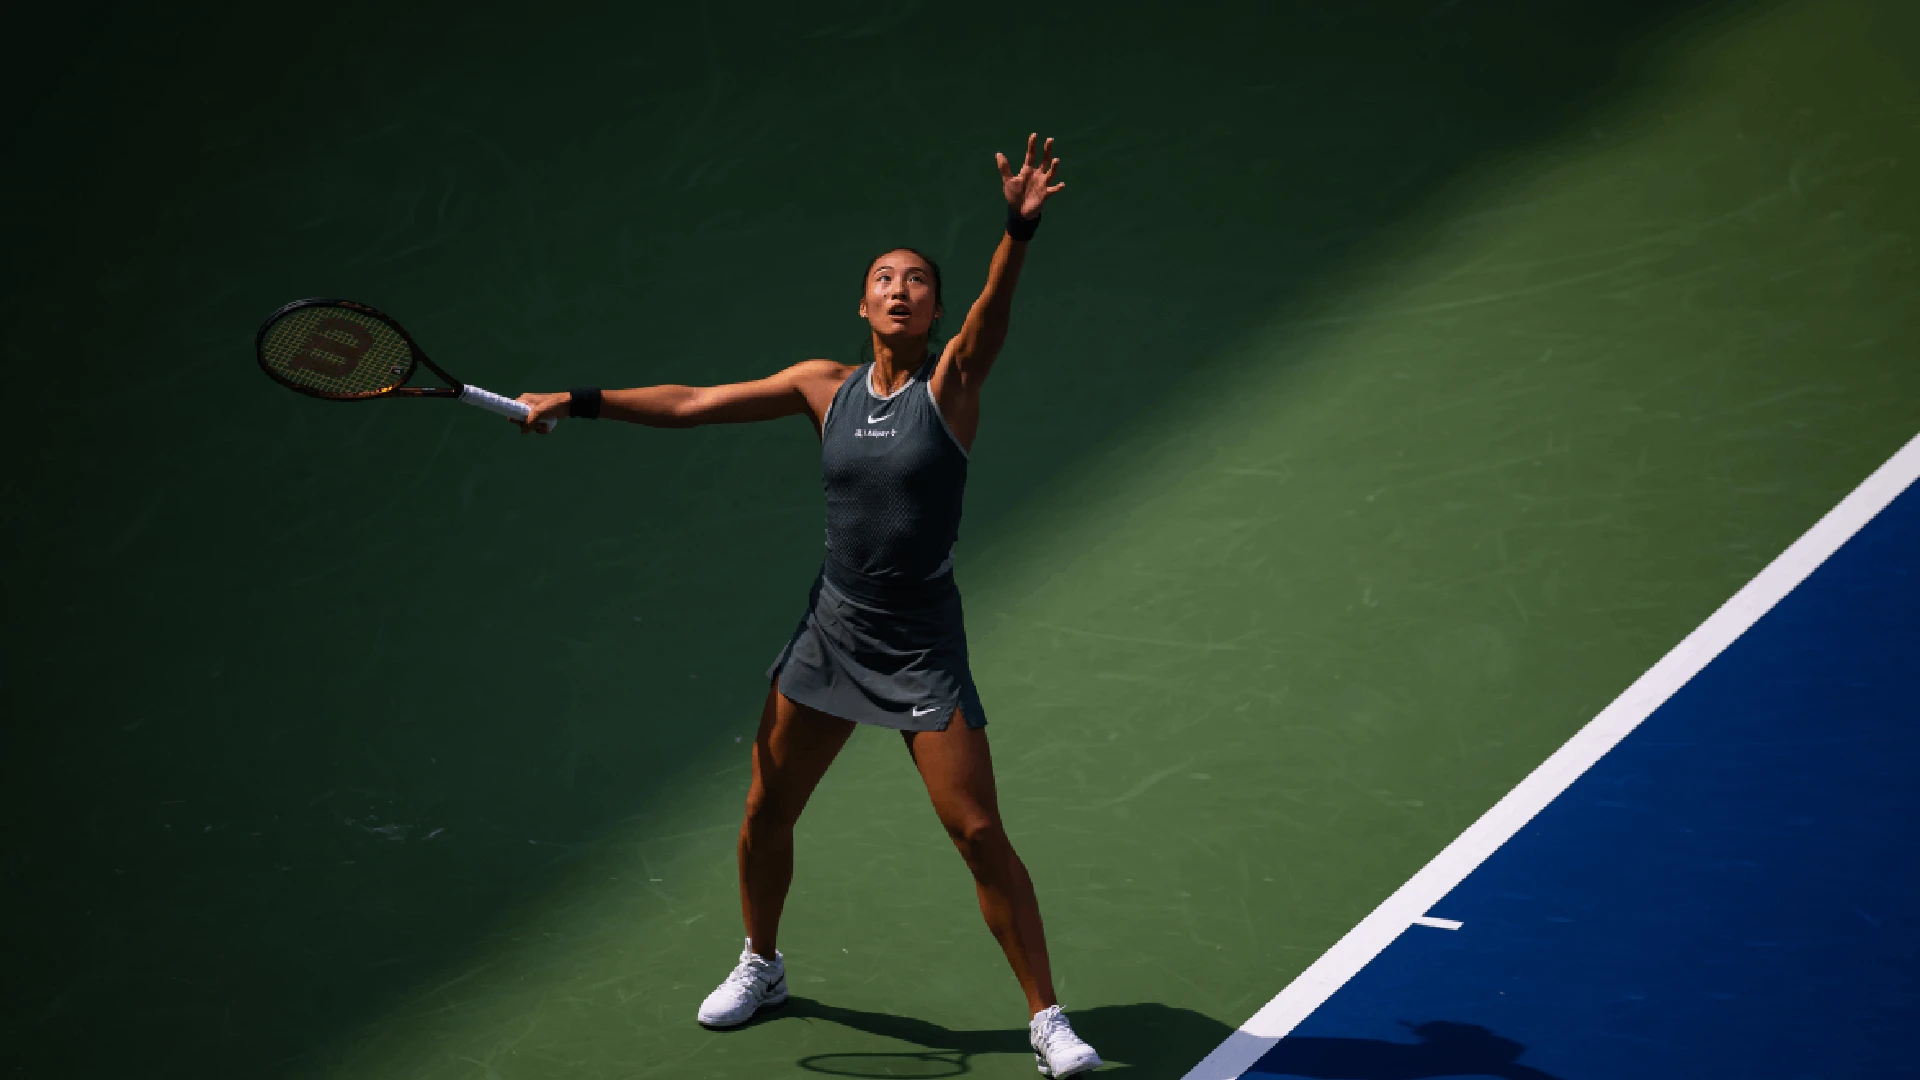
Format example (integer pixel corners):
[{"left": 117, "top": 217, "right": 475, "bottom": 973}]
[
  {"left": 1182, "top": 431, "right": 1920, "bottom": 1080},
  {"left": 1410, "top": 916, "right": 1462, "bottom": 931}
]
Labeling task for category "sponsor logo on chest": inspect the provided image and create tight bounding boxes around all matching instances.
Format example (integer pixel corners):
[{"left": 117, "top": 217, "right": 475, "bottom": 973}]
[{"left": 854, "top": 407, "right": 899, "bottom": 438}]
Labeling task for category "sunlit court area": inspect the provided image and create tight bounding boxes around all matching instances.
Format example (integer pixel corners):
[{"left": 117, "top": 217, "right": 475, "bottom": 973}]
[{"left": 6, "top": 2, "right": 1918, "bottom": 1077}]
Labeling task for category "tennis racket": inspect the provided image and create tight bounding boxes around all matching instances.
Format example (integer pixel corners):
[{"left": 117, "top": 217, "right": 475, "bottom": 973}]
[{"left": 255, "top": 298, "right": 557, "bottom": 432}]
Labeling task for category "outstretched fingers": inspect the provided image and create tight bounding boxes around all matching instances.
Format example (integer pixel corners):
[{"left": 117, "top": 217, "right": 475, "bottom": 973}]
[
  {"left": 999, "top": 133, "right": 1067, "bottom": 210},
  {"left": 1002, "top": 134, "right": 1061, "bottom": 177}
]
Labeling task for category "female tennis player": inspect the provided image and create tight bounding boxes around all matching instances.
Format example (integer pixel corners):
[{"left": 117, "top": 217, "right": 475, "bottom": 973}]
[{"left": 517, "top": 134, "right": 1100, "bottom": 1077}]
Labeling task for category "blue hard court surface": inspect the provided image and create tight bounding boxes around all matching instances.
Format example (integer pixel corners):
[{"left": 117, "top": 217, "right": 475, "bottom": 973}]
[{"left": 1248, "top": 479, "right": 1920, "bottom": 1079}]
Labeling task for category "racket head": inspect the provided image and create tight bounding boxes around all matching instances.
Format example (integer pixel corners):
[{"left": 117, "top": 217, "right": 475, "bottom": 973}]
[{"left": 256, "top": 299, "right": 423, "bottom": 400}]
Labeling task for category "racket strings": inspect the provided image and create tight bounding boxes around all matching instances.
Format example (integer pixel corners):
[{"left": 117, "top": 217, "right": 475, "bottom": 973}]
[{"left": 260, "top": 306, "right": 414, "bottom": 398}]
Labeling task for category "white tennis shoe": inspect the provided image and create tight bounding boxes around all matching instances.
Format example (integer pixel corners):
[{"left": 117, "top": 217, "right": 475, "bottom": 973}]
[
  {"left": 696, "top": 939, "right": 788, "bottom": 1028},
  {"left": 1030, "top": 1005, "right": 1102, "bottom": 1077}
]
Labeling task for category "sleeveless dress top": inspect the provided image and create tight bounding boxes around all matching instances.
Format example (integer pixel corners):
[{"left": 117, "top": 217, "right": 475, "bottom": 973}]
[
  {"left": 766, "top": 355, "right": 988, "bottom": 731},
  {"left": 820, "top": 356, "right": 969, "bottom": 593}
]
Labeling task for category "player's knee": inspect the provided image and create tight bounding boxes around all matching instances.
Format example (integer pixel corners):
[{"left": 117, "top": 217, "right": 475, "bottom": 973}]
[
  {"left": 741, "top": 789, "right": 797, "bottom": 842},
  {"left": 947, "top": 817, "right": 1007, "bottom": 867}
]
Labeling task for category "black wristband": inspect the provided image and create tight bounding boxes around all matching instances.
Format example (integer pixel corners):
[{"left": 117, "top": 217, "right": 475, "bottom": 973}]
[
  {"left": 568, "top": 387, "right": 603, "bottom": 419},
  {"left": 1006, "top": 205, "right": 1040, "bottom": 242}
]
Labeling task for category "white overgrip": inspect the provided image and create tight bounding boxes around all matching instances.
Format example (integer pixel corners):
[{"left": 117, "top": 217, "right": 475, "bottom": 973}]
[{"left": 459, "top": 385, "right": 558, "bottom": 433}]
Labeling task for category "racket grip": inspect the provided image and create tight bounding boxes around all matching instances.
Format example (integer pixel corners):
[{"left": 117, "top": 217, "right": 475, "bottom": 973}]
[{"left": 460, "top": 385, "right": 559, "bottom": 433}]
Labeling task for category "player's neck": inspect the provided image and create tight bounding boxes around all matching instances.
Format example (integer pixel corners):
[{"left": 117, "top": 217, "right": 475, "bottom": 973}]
[{"left": 869, "top": 336, "right": 928, "bottom": 395}]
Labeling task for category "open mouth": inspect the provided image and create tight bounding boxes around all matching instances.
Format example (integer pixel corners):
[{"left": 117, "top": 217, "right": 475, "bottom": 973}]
[{"left": 887, "top": 304, "right": 911, "bottom": 318}]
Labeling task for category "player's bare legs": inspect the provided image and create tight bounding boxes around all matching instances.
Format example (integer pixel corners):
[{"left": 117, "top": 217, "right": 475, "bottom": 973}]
[
  {"left": 903, "top": 717, "right": 1055, "bottom": 1014},
  {"left": 699, "top": 688, "right": 854, "bottom": 1027},
  {"left": 740, "top": 687, "right": 855, "bottom": 957}
]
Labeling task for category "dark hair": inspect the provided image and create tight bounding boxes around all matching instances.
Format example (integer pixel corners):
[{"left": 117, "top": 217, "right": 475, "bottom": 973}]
[{"left": 859, "top": 247, "right": 944, "bottom": 349}]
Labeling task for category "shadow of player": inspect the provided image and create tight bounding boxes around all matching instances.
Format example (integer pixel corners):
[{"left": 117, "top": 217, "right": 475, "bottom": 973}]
[
  {"left": 745, "top": 997, "right": 1236, "bottom": 1077},
  {"left": 744, "top": 1001, "right": 1557, "bottom": 1080},
  {"left": 1254, "top": 1020, "right": 1565, "bottom": 1080}
]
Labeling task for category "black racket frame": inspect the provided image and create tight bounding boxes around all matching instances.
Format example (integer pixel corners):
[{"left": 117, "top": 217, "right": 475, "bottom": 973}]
[{"left": 255, "top": 297, "right": 467, "bottom": 401}]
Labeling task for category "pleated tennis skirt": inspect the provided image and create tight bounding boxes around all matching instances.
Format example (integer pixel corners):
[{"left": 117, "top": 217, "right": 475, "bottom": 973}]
[{"left": 766, "top": 562, "right": 988, "bottom": 733}]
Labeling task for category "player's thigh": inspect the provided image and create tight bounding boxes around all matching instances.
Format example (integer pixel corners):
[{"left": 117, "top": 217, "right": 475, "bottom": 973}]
[
  {"left": 747, "top": 685, "right": 856, "bottom": 824},
  {"left": 902, "top": 711, "right": 1004, "bottom": 837}
]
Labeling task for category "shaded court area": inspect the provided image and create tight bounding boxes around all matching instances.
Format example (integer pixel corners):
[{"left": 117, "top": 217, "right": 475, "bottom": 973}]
[{"left": 4, "top": 1, "right": 1919, "bottom": 1078}]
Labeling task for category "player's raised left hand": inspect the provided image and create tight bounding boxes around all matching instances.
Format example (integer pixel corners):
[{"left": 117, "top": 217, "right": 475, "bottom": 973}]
[{"left": 997, "top": 133, "right": 1064, "bottom": 220}]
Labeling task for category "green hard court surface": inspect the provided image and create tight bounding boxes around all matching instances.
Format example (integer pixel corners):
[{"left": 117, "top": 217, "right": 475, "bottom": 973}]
[{"left": 4, "top": 2, "right": 1917, "bottom": 1077}]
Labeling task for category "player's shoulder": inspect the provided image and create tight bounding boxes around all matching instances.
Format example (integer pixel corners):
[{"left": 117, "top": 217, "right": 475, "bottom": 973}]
[{"left": 782, "top": 358, "right": 858, "bottom": 389}]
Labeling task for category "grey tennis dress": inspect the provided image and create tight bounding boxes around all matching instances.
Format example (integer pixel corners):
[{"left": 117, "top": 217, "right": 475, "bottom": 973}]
[{"left": 766, "top": 355, "right": 987, "bottom": 732}]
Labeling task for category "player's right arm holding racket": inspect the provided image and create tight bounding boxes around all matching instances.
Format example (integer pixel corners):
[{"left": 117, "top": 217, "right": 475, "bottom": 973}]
[{"left": 516, "top": 360, "right": 851, "bottom": 435}]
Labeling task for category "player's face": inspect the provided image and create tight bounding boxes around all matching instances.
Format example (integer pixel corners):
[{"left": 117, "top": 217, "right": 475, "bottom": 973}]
[{"left": 859, "top": 251, "right": 941, "bottom": 339}]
